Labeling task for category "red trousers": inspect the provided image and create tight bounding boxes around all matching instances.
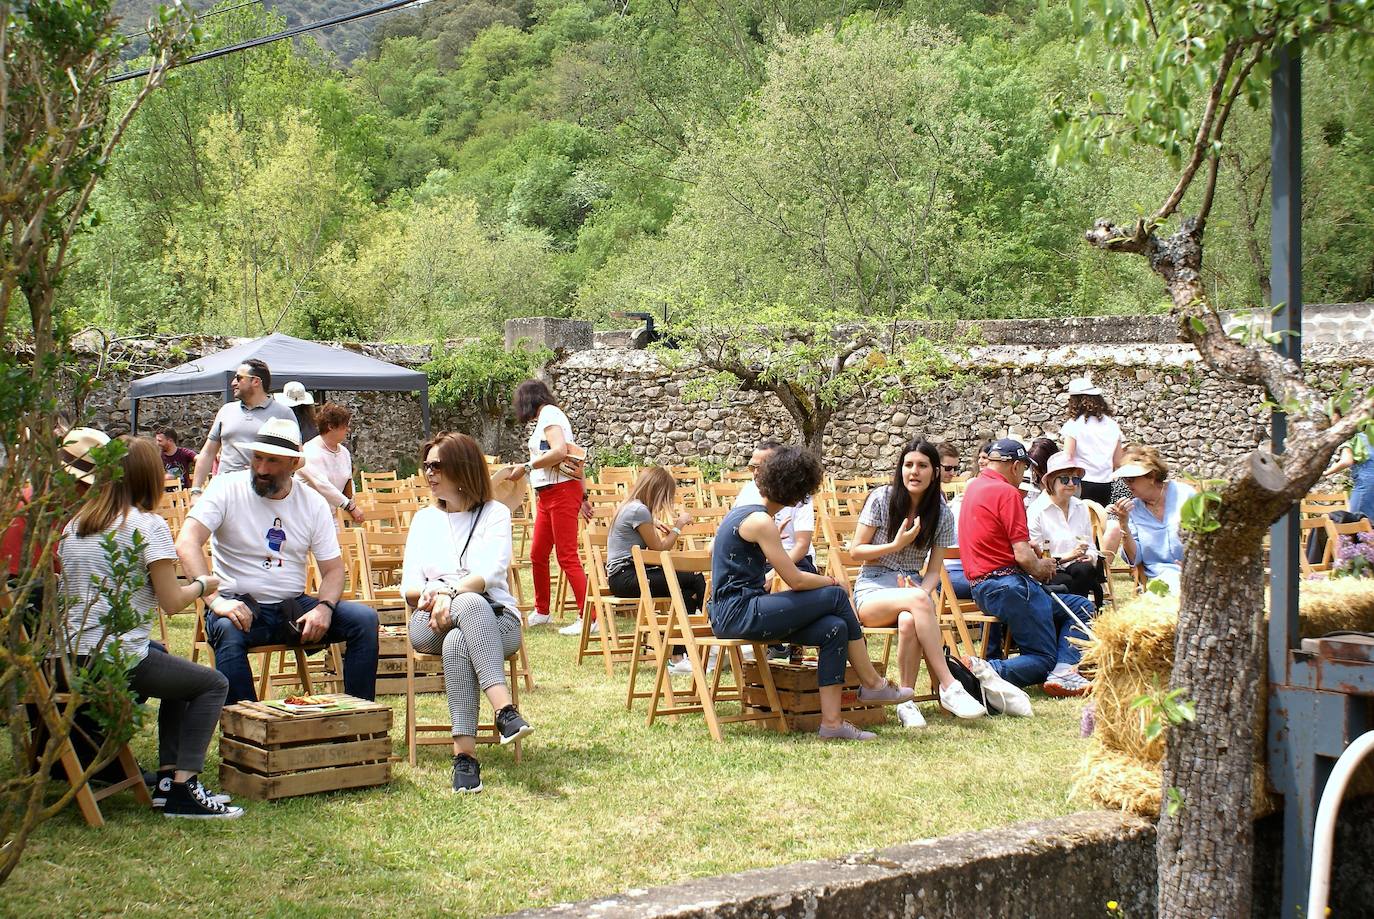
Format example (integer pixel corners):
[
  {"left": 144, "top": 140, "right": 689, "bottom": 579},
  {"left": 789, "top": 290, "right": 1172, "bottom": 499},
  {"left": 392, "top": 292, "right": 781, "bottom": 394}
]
[{"left": 530, "top": 479, "right": 588, "bottom": 617}]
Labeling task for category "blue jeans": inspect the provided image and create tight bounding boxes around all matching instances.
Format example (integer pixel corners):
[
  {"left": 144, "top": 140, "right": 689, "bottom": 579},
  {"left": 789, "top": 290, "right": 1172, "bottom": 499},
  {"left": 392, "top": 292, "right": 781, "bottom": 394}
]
[
  {"left": 1350, "top": 460, "right": 1374, "bottom": 521},
  {"left": 205, "top": 595, "right": 379, "bottom": 705},
  {"left": 711, "top": 585, "right": 862, "bottom": 687},
  {"left": 971, "top": 573, "right": 1096, "bottom": 688}
]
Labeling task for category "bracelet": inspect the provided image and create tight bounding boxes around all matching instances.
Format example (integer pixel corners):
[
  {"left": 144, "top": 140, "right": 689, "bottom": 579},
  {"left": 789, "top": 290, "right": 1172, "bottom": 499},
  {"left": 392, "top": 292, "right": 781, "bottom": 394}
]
[
  {"left": 523, "top": 461, "right": 535, "bottom": 474},
  {"left": 193, "top": 576, "right": 206, "bottom": 598},
  {"left": 320, "top": 600, "right": 337, "bottom": 614},
  {"left": 190, "top": 487, "right": 204, "bottom": 496},
  {"left": 670, "top": 525, "right": 682, "bottom": 536}
]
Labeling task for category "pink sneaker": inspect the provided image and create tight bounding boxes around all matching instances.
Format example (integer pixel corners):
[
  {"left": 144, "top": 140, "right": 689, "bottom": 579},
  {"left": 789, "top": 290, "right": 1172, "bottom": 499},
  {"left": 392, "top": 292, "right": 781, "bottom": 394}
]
[
  {"left": 818, "top": 721, "right": 877, "bottom": 741},
  {"left": 857, "top": 679, "right": 915, "bottom": 705}
]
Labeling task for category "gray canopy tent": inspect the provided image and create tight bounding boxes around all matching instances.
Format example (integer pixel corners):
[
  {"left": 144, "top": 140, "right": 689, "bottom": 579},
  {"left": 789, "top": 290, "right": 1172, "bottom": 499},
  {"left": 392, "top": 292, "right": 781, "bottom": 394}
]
[{"left": 128, "top": 333, "right": 430, "bottom": 436}]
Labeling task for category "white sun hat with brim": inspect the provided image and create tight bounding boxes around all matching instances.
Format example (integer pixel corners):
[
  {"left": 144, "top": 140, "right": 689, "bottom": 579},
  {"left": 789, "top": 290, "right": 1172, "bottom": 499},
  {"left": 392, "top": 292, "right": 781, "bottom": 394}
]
[
  {"left": 1041, "top": 451, "right": 1086, "bottom": 484},
  {"left": 275, "top": 381, "right": 314, "bottom": 407},
  {"left": 248, "top": 417, "right": 304, "bottom": 458},
  {"left": 1066, "top": 377, "right": 1102, "bottom": 396},
  {"left": 60, "top": 427, "right": 111, "bottom": 485},
  {"left": 1114, "top": 462, "right": 1151, "bottom": 479}
]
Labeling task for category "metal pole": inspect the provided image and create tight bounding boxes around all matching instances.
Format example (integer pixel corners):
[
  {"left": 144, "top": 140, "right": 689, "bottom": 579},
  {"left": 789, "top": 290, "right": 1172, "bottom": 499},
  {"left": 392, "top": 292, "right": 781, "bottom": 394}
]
[{"left": 1268, "top": 41, "right": 1306, "bottom": 919}]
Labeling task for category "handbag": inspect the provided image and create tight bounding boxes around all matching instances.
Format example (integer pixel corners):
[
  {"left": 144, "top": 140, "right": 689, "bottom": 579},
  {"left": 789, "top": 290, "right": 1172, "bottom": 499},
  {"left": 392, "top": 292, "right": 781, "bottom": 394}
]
[{"left": 557, "top": 442, "right": 587, "bottom": 480}]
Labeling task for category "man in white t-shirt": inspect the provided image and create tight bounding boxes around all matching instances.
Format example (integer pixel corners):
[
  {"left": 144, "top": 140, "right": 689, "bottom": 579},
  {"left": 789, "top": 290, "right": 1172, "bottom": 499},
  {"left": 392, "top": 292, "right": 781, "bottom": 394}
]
[
  {"left": 734, "top": 440, "right": 817, "bottom": 573},
  {"left": 177, "top": 417, "right": 378, "bottom": 704}
]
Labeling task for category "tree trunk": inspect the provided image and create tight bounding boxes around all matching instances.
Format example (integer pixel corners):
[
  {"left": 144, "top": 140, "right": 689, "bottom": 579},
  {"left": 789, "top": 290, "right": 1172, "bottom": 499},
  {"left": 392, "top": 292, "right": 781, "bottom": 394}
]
[{"left": 1157, "top": 516, "right": 1268, "bottom": 918}]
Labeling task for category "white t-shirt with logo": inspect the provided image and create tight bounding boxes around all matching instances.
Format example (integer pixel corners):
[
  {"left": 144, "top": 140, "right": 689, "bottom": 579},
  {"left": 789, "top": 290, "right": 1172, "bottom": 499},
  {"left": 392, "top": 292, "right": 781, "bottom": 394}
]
[
  {"left": 188, "top": 470, "right": 340, "bottom": 602},
  {"left": 734, "top": 481, "right": 816, "bottom": 562},
  {"left": 527, "top": 404, "right": 576, "bottom": 488},
  {"left": 1061, "top": 414, "right": 1123, "bottom": 484}
]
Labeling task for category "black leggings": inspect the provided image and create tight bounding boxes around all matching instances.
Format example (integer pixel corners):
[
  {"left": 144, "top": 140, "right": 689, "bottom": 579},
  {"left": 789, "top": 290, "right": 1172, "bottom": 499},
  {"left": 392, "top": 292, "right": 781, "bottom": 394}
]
[{"left": 607, "top": 564, "right": 706, "bottom": 613}]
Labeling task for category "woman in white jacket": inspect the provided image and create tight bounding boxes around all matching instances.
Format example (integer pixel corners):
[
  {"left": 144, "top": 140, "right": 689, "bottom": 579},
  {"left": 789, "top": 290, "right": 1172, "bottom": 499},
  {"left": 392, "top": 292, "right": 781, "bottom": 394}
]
[{"left": 401, "top": 432, "right": 533, "bottom": 794}]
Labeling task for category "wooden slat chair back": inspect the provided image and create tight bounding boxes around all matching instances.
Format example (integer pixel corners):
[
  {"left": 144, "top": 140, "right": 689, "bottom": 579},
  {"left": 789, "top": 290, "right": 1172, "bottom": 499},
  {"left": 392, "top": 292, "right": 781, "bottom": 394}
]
[
  {"left": 577, "top": 529, "right": 641, "bottom": 674},
  {"left": 405, "top": 638, "right": 525, "bottom": 766},
  {"left": 584, "top": 482, "right": 625, "bottom": 498},
  {"left": 624, "top": 545, "right": 689, "bottom": 713},
  {"left": 1323, "top": 516, "right": 1374, "bottom": 569},
  {"left": 597, "top": 467, "right": 639, "bottom": 487},
  {"left": 676, "top": 521, "right": 719, "bottom": 552},
  {"left": 647, "top": 551, "right": 788, "bottom": 741},
  {"left": 1303, "top": 490, "right": 1349, "bottom": 510},
  {"left": 359, "top": 470, "right": 399, "bottom": 492},
  {"left": 819, "top": 514, "right": 899, "bottom": 677},
  {"left": 706, "top": 482, "right": 744, "bottom": 507},
  {"left": 685, "top": 505, "right": 730, "bottom": 526},
  {"left": 720, "top": 470, "right": 755, "bottom": 483}
]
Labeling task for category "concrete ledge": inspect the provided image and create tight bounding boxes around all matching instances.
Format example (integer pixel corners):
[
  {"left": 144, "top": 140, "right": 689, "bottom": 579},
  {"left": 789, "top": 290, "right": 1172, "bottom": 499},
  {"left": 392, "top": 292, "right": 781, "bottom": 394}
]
[{"left": 502, "top": 811, "right": 1156, "bottom": 918}]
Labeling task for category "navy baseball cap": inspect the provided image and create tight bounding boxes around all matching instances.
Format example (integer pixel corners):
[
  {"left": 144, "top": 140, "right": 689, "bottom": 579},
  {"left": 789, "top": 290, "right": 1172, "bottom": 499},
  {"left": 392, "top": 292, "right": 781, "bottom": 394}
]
[{"left": 987, "top": 438, "right": 1029, "bottom": 463}]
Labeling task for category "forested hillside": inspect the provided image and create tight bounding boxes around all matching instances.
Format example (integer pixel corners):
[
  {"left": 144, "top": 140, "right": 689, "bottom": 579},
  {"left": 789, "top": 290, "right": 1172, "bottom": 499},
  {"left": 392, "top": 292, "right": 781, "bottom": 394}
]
[{"left": 75, "top": 0, "right": 1374, "bottom": 343}]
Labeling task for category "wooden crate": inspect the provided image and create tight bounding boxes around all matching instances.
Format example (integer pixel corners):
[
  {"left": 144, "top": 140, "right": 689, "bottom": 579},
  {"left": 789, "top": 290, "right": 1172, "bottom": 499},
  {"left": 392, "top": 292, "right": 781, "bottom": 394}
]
[
  {"left": 218, "top": 695, "right": 393, "bottom": 801},
  {"left": 741, "top": 660, "right": 889, "bottom": 731},
  {"left": 375, "top": 625, "right": 444, "bottom": 696}
]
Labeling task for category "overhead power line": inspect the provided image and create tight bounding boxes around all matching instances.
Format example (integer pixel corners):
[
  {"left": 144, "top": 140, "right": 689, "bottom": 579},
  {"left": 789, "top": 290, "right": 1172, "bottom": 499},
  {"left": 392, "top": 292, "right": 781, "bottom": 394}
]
[
  {"left": 106, "top": 0, "right": 425, "bottom": 84},
  {"left": 122, "top": 0, "right": 263, "bottom": 41}
]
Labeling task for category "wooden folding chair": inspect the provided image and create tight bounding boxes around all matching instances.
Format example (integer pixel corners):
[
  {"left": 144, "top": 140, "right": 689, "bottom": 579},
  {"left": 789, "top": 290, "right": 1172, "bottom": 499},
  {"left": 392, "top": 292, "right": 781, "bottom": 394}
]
[
  {"left": 405, "top": 639, "right": 525, "bottom": 766},
  {"left": 20, "top": 654, "right": 154, "bottom": 826},
  {"left": 597, "top": 467, "right": 639, "bottom": 488},
  {"left": 818, "top": 514, "right": 898, "bottom": 673},
  {"left": 359, "top": 470, "right": 399, "bottom": 492},
  {"left": 577, "top": 529, "right": 640, "bottom": 674},
  {"left": 647, "top": 551, "right": 788, "bottom": 741},
  {"left": 720, "top": 470, "right": 755, "bottom": 484},
  {"left": 706, "top": 481, "right": 744, "bottom": 507},
  {"left": 1324, "top": 516, "right": 1373, "bottom": 569},
  {"left": 625, "top": 546, "right": 683, "bottom": 713},
  {"left": 935, "top": 554, "right": 999, "bottom": 661}
]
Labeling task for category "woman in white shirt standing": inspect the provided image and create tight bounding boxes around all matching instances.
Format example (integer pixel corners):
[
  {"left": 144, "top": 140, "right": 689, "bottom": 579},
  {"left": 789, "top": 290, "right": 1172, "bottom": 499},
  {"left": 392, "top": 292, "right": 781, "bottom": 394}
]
[
  {"left": 508, "top": 380, "right": 589, "bottom": 634},
  {"left": 301, "top": 402, "right": 364, "bottom": 524},
  {"left": 401, "top": 432, "right": 533, "bottom": 794},
  {"left": 1061, "top": 378, "right": 1124, "bottom": 508},
  {"left": 1028, "top": 452, "right": 1121, "bottom": 607}
]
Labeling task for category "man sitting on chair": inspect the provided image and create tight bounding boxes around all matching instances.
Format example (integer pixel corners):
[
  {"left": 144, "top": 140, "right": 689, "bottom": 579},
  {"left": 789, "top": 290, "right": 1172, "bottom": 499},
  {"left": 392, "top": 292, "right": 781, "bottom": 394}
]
[
  {"left": 176, "top": 417, "right": 378, "bottom": 705},
  {"left": 959, "top": 438, "right": 1095, "bottom": 698}
]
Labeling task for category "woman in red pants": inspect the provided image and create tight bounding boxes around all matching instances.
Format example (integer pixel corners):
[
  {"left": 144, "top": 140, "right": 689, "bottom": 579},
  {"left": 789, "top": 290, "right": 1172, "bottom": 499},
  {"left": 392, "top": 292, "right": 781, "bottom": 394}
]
[{"left": 510, "top": 380, "right": 589, "bottom": 633}]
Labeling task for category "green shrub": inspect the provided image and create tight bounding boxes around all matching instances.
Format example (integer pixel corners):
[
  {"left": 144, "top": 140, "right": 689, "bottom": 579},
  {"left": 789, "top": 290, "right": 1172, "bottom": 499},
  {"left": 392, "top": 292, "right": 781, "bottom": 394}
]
[{"left": 425, "top": 336, "right": 554, "bottom": 416}]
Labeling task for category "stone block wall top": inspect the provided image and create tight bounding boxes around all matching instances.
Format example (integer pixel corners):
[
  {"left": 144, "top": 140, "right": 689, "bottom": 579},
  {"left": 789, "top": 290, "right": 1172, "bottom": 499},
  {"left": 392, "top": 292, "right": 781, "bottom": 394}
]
[{"left": 505, "top": 317, "right": 594, "bottom": 354}]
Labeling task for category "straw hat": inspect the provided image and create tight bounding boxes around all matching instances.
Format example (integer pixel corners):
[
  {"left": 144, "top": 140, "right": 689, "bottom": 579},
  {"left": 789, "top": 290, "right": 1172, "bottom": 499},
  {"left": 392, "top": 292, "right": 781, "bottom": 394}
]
[
  {"left": 275, "top": 381, "right": 314, "bottom": 407},
  {"left": 60, "top": 427, "right": 110, "bottom": 485},
  {"left": 248, "top": 417, "right": 304, "bottom": 458}
]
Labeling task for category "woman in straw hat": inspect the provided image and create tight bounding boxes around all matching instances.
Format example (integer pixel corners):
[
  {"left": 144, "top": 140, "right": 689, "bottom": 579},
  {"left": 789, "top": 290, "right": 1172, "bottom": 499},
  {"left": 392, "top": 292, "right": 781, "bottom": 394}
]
[
  {"left": 1061, "top": 378, "right": 1124, "bottom": 508},
  {"left": 1029, "top": 452, "right": 1121, "bottom": 608},
  {"left": 59, "top": 435, "right": 242, "bottom": 819},
  {"left": 401, "top": 432, "right": 533, "bottom": 794}
]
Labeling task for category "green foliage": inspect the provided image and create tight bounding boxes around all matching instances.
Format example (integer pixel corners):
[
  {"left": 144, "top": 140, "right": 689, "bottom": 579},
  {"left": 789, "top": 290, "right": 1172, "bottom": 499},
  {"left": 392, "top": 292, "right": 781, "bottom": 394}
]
[
  {"left": 424, "top": 337, "right": 554, "bottom": 414},
  {"left": 1130, "top": 676, "right": 1197, "bottom": 743},
  {"left": 1178, "top": 480, "right": 1224, "bottom": 534},
  {"left": 589, "top": 442, "right": 641, "bottom": 477}
]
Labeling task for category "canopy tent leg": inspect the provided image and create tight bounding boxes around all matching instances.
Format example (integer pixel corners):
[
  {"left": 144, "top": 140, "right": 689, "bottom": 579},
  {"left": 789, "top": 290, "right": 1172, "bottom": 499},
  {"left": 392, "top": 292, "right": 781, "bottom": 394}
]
[{"left": 420, "top": 384, "right": 431, "bottom": 438}]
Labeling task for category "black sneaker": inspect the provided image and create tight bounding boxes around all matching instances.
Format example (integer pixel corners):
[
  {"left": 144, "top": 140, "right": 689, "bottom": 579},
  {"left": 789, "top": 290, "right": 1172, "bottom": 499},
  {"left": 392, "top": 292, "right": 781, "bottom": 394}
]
[
  {"left": 152, "top": 770, "right": 232, "bottom": 808},
  {"left": 452, "top": 754, "right": 482, "bottom": 793},
  {"left": 162, "top": 776, "right": 244, "bottom": 820},
  {"left": 494, "top": 705, "right": 534, "bottom": 745}
]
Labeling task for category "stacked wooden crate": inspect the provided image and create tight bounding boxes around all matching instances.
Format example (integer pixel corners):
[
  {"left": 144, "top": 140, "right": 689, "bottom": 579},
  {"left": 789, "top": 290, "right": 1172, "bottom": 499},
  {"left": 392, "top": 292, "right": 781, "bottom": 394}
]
[{"left": 740, "top": 660, "right": 889, "bottom": 731}]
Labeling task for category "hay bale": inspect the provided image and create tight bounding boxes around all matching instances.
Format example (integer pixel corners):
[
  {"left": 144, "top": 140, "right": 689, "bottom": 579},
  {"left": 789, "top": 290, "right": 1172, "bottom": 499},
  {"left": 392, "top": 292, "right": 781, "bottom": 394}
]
[{"left": 1076, "top": 579, "right": 1374, "bottom": 818}]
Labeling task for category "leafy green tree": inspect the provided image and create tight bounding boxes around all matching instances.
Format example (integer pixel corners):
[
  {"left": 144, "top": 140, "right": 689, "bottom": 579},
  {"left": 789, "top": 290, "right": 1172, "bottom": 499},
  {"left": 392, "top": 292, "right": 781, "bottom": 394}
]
[
  {"left": 1057, "top": 2, "right": 1374, "bottom": 915},
  {"left": 1, "top": 0, "right": 192, "bottom": 882}
]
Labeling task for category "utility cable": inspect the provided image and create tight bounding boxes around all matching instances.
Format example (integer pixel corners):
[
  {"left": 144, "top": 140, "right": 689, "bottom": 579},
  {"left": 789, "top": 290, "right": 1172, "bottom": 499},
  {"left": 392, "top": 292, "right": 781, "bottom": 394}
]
[{"left": 106, "top": 0, "right": 425, "bottom": 84}]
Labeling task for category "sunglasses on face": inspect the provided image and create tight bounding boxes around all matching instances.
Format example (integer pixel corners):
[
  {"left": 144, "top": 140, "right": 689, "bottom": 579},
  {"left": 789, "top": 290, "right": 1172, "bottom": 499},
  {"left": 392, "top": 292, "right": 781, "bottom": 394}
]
[
  {"left": 747, "top": 463, "right": 760, "bottom": 472},
  {"left": 1055, "top": 475, "right": 1083, "bottom": 487},
  {"left": 941, "top": 464, "right": 958, "bottom": 474},
  {"left": 422, "top": 461, "right": 443, "bottom": 473}
]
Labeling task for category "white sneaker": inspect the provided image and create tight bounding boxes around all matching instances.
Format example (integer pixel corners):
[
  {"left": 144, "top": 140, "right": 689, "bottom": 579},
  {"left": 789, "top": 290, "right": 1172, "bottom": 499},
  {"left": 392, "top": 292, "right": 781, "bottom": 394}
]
[
  {"left": 668, "top": 654, "right": 695, "bottom": 675},
  {"left": 967, "top": 656, "right": 1034, "bottom": 717},
  {"left": 558, "top": 619, "right": 584, "bottom": 636},
  {"left": 527, "top": 611, "right": 552, "bottom": 626},
  {"left": 939, "top": 682, "right": 987, "bottom": 719},
  {"left": 738, "top": 644, "right": 755, "bottom": 662},
  {"left": 895, "top": 700, "right": 927, "bottom": 729},
  {"left": 588, "top": 618, "right": 601, "bottom": 635}
]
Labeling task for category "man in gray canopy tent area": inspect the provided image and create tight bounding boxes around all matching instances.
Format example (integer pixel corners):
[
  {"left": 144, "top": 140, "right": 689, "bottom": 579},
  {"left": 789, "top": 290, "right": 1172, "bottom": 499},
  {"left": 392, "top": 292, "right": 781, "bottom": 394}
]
[{"left": 189, "top": 358, "right": 296, "bottom": 502}]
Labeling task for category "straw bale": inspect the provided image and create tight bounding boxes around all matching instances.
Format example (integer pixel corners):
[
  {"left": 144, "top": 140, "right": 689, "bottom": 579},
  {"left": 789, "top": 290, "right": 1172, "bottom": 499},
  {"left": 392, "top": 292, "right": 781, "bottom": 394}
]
[{"left": 1076, "top": 579, "right": 1374, "bottom": 818}]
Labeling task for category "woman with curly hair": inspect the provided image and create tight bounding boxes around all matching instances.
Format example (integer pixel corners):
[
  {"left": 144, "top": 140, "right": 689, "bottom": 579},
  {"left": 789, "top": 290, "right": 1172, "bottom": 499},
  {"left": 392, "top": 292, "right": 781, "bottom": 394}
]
[
  {"left": 1061, "top": 378, "right": 1124, "bottom": 507},
  {"left": 710, "top": 446, "right": 913, "bottom": 741}
]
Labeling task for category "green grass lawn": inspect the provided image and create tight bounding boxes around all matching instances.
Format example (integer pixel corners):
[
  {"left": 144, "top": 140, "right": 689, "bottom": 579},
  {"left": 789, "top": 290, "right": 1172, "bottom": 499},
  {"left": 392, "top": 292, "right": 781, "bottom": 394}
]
[{"left": 4, "top": 612, "right": 1092, "bottom": 918}]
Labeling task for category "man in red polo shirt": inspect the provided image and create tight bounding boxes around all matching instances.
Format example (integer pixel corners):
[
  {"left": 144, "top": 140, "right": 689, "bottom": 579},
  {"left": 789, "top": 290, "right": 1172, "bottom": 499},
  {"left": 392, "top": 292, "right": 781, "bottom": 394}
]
[{"left": 959, "top": 438, "right": 1094, "bottom": 696}]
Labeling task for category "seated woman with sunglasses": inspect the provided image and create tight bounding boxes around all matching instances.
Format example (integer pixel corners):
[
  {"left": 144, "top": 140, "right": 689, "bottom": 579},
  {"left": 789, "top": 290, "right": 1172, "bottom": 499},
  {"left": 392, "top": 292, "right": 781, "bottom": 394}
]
[
  {"left": 1027, "top": 453, "right": 1121, "bottom": 607},
  {"left": 711, "top": 446, "right": 914, "bottom": 741},
  {"left": 402, "top": 433, "right": 534, "bottom": 794}
]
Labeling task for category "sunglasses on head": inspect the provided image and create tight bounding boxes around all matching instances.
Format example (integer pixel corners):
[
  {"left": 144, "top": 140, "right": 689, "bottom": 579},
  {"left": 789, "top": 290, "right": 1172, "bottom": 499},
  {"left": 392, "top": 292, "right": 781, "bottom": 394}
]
[{"left": 1055, "top": 474, "right": 1083, "bottom": 487}]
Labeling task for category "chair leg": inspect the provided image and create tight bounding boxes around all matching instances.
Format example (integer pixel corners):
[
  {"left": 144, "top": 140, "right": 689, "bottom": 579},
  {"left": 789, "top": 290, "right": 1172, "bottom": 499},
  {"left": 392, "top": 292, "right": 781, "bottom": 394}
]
[
  {"left": 752, "top": 648, "right": 789, "bottom": 734},
  {"left": 406, "top": 650, "right": 418, "bottom": 767},
  {"left": 119, "top": 743, "right": 153, "bottom": 806},
  {"left": 295, "top": 648, "right": 314, "bottom": 694},
  {"left": 59, "top": 740, "right": 105, "bottom": 827},
  {"left": 507, "top": 655, "right": 522, "bottom": 766}
]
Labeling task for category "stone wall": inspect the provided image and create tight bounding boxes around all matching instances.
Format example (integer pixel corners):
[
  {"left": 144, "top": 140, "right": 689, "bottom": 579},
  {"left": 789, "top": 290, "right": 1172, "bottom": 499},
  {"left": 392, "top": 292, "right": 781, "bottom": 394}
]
[
  {"left": 502, "top": 799, "right": 1374, "bottom": 918},
  {"left": 58, "top": 305, "right": 1374, "bottom": 478}
]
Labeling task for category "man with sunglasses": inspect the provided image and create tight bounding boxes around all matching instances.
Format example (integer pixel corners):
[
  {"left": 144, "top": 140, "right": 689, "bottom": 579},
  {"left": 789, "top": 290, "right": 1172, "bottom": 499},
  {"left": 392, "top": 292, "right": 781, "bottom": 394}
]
[
  {"left": 958, "top": 438, "right": 1095, "bottom": 698},
  {"left": 189, "top": 358, "right": 296, "bottom": 500},
  {"left": 177, "top": 417, "right": 378, "bottom": 705}
]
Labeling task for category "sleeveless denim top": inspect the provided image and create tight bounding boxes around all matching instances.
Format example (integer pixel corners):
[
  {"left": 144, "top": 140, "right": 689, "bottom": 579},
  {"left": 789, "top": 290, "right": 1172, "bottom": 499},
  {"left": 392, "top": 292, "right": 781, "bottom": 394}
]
[{"left": 710, "top": 503, "right": 769, "bottom": 625}]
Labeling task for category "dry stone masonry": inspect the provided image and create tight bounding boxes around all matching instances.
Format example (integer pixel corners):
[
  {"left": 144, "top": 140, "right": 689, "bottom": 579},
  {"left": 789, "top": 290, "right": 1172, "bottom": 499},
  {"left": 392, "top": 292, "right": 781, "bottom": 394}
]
[{"left": 63, "top": 305, "right": 1374, "bottom": 480}]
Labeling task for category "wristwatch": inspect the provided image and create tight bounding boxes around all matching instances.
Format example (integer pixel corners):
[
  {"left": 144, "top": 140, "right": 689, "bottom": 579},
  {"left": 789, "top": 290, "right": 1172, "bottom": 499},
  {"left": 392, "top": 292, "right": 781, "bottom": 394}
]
[
  {"left": 319, "top": 600, "right": 337, "bottom": 614},
  {"left": 669, "top": 525, "right": 682, "bottom": 536},
  {"left": 523, "top": 461, "right": 535, "bottom": 474}
]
